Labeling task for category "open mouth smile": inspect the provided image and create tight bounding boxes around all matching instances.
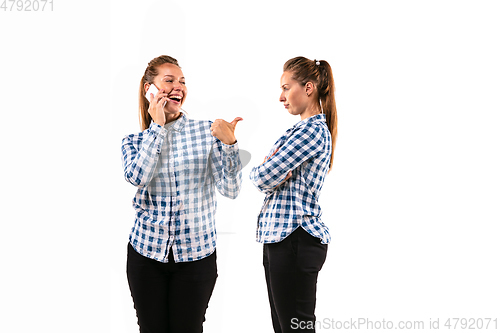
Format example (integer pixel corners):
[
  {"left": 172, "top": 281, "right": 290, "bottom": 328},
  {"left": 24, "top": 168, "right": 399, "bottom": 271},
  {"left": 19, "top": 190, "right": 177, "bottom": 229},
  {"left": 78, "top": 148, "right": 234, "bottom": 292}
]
[{"left": 168, "top": 95, "right": 183, "bottom": 104}]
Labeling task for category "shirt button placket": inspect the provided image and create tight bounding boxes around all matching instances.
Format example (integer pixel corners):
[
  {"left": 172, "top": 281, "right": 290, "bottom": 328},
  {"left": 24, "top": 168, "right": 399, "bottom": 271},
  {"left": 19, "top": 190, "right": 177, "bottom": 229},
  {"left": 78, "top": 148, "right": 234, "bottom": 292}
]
[{"left": 168, "top": 131, "right": 177, "bottom": 262}]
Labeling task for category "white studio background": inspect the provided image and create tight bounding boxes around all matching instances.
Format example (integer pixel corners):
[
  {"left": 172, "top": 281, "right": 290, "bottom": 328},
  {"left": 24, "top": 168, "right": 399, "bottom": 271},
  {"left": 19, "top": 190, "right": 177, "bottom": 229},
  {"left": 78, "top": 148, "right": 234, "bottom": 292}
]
[{"left": 1, "top": 0, "right": 499, "bottom": 332}]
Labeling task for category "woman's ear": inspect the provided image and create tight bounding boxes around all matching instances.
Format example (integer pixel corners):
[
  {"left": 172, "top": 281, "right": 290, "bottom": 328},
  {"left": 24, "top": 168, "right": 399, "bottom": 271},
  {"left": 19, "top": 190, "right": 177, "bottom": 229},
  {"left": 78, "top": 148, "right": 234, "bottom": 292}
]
[
  {"left": 144, "top": 82, "right": 151, "bottom": 92},
  {"left": 305, "top": 82, "right": 315, "bottom": 97}
]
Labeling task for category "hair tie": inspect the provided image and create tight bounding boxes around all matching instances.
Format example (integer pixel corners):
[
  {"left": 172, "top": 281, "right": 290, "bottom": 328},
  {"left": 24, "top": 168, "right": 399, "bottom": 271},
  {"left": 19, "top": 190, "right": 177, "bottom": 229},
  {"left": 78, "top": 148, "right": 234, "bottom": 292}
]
[{"left": 315, "top": 59, "right": 320, "bottom": 66}]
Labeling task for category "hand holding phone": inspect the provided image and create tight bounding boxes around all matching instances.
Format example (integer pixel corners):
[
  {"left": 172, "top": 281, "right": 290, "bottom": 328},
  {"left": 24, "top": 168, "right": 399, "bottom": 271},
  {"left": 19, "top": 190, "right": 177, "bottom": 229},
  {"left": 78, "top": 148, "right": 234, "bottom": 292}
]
[{"left": 146, "top": 84, "right": 170, "bottom": 126}]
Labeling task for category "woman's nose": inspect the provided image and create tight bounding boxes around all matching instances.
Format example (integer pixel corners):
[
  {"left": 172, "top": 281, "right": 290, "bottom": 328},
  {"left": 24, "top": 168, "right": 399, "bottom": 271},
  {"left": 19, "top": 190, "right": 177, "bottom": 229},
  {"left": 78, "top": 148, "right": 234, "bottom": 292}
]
[
  {"left": 279, "top": 92, "right": 285, "bottom": 102},
  {"left": 172, "top": 81, "right": 182, "bottom": 90}
]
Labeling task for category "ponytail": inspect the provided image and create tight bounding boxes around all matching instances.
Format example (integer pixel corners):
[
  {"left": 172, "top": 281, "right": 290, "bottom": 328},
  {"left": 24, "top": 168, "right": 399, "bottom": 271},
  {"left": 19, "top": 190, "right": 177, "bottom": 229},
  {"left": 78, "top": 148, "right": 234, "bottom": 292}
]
[
  {"left": 283, "top": 57, "right": 338, "bottom": 172},
  {"left": 317, "top": 60, "right": 337, "bottom": 172},
  {"left": 138, "top": 76, "right": 153, "bottom": 131}
]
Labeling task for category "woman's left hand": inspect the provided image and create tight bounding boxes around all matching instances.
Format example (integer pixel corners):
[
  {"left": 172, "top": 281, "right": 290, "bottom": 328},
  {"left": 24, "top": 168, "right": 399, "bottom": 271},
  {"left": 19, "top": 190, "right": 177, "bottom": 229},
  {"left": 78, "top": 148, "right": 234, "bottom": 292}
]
[
  {"left": 211, "top": 117, "right": 243, "bottom": 145},
  {"left": 263, "top": 148, "right": 293, "bottom": 185}
]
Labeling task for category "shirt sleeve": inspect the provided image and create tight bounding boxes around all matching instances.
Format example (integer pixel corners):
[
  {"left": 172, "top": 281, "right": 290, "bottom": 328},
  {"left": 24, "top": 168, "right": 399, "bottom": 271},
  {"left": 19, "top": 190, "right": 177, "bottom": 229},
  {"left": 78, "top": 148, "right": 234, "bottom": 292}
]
[
  {"left": 249, "top": 123, "right": 326, "bottom": 193},
  {"left": 121, "top": 122, "right": 168, "bottom": 187},
  {"left": 209, "top": 136, "right": 243, "bottom": 199}
]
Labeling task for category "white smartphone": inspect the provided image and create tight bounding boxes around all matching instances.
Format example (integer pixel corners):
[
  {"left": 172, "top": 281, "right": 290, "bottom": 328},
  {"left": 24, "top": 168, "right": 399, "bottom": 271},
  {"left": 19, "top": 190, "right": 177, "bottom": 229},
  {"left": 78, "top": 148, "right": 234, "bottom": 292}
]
[{"left": 145, "top": 84, "right": 159, "bottom": 103}]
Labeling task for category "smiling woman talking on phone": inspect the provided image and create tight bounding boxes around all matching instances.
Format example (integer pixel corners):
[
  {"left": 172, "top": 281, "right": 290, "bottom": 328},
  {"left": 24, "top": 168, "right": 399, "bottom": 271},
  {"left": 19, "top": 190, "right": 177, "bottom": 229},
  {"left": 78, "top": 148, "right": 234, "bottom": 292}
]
[{"left": 121, "top": 55, "right": 243, "bottom": 332}]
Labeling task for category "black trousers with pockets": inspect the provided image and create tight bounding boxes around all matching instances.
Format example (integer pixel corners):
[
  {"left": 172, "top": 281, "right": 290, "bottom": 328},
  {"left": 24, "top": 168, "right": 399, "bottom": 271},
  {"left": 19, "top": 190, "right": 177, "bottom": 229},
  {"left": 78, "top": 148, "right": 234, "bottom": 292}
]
[
  {"left": 127, "top": 243, "right": 217, "bottom": 333},
  {"left": 263, "top": 227, "right": 328, "bottom": 333}
]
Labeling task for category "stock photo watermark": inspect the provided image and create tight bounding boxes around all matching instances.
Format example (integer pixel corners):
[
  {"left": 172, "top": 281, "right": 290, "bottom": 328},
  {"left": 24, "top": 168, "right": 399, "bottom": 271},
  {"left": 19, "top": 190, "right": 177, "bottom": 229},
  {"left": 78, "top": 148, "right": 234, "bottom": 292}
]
[
  {"left": 291, "top": 317, "right": 499, "bottom": 331},
  {"left": 1, "top": 0, "right": 53, "bottom": 11}
]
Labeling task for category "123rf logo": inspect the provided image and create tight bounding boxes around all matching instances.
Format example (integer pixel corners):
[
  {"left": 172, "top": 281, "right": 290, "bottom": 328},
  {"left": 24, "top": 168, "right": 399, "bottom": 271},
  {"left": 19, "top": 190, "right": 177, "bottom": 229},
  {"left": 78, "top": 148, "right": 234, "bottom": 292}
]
[{"left": 1, "top": 0, "right": 53, "bottom": 11}]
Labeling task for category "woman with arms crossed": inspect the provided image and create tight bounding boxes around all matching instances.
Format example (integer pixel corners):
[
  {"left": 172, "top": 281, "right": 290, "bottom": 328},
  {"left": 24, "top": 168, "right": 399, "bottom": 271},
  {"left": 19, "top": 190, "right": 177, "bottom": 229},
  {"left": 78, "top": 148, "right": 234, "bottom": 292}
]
[
  {"left": 250, "top": 56, "right": 338, "bottom": 333},
  {"left": 121, "top": 55, "right": 243, "bottom": 333}
]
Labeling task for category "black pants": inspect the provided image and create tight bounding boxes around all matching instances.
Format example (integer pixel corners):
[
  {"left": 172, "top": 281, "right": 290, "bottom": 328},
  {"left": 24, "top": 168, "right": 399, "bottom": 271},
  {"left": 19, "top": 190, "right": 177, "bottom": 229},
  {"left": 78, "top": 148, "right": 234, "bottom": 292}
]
[
  {"left": 126, "top": 243, "right": 217, "bottom": 333},
  {"left": 263, "top": 227, "right": 328, "bottom": 333}
]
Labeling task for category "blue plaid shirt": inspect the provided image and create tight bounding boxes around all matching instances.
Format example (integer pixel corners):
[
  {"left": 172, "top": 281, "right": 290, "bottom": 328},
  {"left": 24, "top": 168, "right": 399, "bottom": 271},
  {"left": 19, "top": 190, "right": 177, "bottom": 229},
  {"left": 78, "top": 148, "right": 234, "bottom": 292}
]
[
  {"left": 121, "top": 113, "right": 242, "bottom": 263},
  {"left": 249, "top": 114, "right": 332, "bottom": 244}
]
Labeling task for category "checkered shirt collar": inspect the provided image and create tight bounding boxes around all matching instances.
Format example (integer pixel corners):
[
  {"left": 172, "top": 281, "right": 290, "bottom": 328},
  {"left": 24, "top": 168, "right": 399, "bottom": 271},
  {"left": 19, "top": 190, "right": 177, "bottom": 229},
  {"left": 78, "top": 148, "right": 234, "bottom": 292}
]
[{"left": 168, "top": 112, "right": 188, "bottom": 132}]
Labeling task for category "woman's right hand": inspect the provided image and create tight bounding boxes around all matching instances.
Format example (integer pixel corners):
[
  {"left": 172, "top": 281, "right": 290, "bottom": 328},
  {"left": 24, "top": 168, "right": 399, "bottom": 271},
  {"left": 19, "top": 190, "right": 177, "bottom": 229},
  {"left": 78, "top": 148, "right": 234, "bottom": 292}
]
[{"left": 148, "top": 89, "right": 170, "bottom": 126}]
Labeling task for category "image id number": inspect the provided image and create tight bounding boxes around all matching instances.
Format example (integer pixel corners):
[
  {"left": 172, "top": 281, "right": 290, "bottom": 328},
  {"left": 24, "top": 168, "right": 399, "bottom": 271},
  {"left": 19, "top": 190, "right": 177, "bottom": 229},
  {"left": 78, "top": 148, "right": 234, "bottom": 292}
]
[
  {"left": 445, "top": 318, "right": 498, "bottom": 330},
  {"left": 1, "top": 0, "right": 53, "bottom": 11}
]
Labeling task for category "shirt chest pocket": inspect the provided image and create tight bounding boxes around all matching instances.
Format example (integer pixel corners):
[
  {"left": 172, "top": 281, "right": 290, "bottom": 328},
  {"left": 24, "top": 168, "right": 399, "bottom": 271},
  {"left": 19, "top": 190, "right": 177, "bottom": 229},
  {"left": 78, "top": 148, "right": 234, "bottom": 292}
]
[{"left": 178, "top": 142, "right": 212, "bottom": 183}]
